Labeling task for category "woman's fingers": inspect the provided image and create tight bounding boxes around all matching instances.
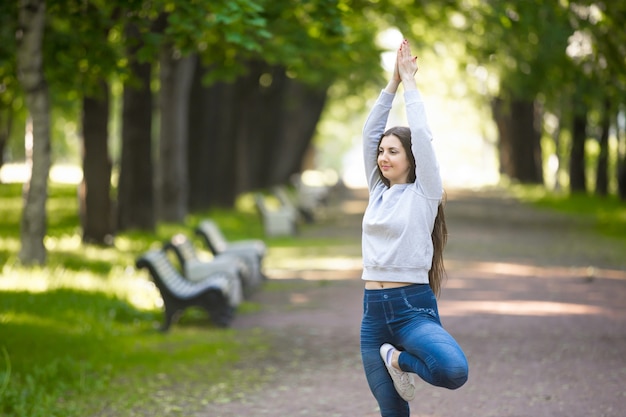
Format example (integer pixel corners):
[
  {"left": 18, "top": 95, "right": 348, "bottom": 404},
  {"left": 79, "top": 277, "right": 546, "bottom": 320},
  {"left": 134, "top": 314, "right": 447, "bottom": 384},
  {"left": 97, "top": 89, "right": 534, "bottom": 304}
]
[
  {"left": 402, "top": 39, "right": 411, "bottom": 57},
  {"left": 400, "top": 40, "right": 413, "bottom": 63}
]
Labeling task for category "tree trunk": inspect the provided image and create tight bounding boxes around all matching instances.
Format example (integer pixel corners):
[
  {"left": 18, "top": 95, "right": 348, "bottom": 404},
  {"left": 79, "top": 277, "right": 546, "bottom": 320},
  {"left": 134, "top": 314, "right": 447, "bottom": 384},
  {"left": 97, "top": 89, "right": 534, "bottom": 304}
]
[
  {"left": 271, "top": 79, "right": 328, "bottom": 184},
  {"left": 80, "top": 81, "right": 114, "bottom": 244},
  {"left": 232, "top": 61, "right": 285, "bottom": 192},
  {"left": 157, "top": 47, "right": 195, "bottom": 222},
  {"left": 595, "top": 97, "right": 610, "bottom": 196},
  {"left": 230, "top": 63, "right": 329, "bottom": 190},
  {"left": 187, "top": 64, "right": 239, "bottom": 209},
  {"left": 569, "top": 104, "right": 588, "bottom": 193},
  {"left": 117, "top": 23, "right": 155, "bottom": 232},
  {"left": 618, "top": 159, "right": 626, "bottom": 200},
  {"left": 492, "top": 96, "right": 543, "bottom": 184},
  {"left": 617, "top": 108, "right": 626, "bottom": 200},
  {"left": 491, "top": 97, "right": 513, "bottom": 178},
  {"left": 550, "top": 105, "right": 564, "bottom": 191},
  {"left": 0, "top": 108, "right": 12, "bottom": 178},
  {"left": 514, "top": 98, "right": 543, "bottom": 183},
  {"left": 187, "top": 61, "right": 329, "bottom": 209},
  {"left": 16, "top": 0, "right": 49, "bottom": 265}
]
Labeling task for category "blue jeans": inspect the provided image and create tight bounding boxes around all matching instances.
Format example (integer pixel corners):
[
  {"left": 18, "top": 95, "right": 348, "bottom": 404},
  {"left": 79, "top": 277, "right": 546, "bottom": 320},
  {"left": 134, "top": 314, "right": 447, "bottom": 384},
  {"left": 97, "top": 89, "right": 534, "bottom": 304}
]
[{"left": 360, "top": 284, "right": 468, "bottom": 417}]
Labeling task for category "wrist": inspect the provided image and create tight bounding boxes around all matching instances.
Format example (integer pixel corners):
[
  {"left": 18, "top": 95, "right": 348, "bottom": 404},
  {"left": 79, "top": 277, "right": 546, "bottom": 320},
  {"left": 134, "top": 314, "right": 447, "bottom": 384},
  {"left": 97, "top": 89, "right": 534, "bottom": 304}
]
[
  {"left": 385, "top": 79, "right": 401, "bottom": 93},
  {"left": 401, "top": 78, "right": 417, "bottom": 90}
]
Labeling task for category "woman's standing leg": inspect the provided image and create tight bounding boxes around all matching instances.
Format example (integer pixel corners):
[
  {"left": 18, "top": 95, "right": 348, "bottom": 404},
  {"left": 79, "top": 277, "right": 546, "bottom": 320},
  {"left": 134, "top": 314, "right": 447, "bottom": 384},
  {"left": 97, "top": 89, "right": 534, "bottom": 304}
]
[{"left": 361, "top": 290, "right": 410, "bottom": 417}]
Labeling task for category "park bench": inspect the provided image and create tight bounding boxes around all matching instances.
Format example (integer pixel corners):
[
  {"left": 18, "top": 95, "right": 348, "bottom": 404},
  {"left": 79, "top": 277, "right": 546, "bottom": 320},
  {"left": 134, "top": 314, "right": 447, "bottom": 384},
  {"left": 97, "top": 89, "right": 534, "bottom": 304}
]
[
  {"left": 290, "top": 171, "right": 333, "bottom": 222},
  {"left": 253, "top": 192, "right": 298, "bottom": 237},
  {"left": 195, "top": 219, "right": 267, "bottom": 295},
  {"left": 164, "top": 233, "right": 245, "bottom": 303},
  {"left": 271, "top": 185, "right": 313, "bottom": 224},
  {"left": 135, "top": 249, "right": 239, "bottom": 331}
]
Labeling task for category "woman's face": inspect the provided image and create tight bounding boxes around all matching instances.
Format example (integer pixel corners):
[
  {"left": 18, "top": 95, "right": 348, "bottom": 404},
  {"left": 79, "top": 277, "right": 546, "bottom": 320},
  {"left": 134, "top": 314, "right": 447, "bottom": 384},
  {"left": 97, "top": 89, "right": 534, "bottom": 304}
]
[{"left": 378, "top": 134, "right": 411, "bottom": 186}]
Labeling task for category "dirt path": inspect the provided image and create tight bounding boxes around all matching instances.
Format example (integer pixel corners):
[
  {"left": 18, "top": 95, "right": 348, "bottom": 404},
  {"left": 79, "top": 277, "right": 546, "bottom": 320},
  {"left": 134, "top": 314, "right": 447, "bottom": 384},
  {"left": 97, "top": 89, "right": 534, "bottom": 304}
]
[{"left": 197, "top": 186, "right": 626, "bottom": 417}]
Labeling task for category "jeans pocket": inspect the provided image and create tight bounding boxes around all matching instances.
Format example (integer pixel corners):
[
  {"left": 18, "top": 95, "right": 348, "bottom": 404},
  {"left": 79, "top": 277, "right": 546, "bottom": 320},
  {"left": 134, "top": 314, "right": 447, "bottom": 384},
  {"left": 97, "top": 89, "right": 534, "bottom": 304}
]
[{"left": 402, "top": 292, "right": 438, "bottom": 319}]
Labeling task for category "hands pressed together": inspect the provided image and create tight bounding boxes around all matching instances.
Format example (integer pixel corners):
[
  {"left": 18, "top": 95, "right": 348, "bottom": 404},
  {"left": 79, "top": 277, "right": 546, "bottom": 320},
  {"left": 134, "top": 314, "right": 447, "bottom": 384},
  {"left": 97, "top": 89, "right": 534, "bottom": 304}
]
[
  {"left": 388, "top": 38, "right": 418, "bottom": 93},
  {"left": 397, "top": 39, "right": 418, "bottom": 81}
]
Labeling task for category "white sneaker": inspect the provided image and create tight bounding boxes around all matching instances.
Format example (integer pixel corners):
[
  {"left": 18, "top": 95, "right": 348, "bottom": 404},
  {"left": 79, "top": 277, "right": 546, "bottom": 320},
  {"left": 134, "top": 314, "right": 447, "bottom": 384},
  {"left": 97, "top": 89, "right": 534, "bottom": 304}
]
[{"left": 380, "top": 343, "right": 416, "bottom": 401}]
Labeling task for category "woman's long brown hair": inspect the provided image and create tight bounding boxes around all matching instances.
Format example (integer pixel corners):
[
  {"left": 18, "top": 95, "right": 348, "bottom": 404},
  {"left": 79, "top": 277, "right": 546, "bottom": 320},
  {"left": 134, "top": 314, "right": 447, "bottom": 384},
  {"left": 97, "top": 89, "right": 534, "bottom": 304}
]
[
  {"left": 378, "top": 127, "right": 448, "bottom": 297},
  {"left": 429, "top": 198, "right": 447, "bottom": 297}
]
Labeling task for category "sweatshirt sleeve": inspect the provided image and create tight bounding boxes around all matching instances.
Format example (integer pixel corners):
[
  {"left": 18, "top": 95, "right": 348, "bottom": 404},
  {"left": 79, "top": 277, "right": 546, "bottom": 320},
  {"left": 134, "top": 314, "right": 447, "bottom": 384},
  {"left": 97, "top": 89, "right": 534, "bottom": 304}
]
[
  {"left": 362, "top": 90, "right": 395, "bottom": 190},
  {"left": 404, "top": 89, "right": 442, "bottom": 199}
]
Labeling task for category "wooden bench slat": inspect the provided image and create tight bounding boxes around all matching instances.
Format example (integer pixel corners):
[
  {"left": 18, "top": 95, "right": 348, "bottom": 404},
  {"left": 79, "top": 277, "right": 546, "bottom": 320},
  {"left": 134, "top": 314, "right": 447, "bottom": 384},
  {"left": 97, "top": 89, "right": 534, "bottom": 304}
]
[
  {"left": 195, "top": 220, "right": 267, "bottom": 297},
  {"left": 136, "top": 250, "right": 237, "bottom": 331}
]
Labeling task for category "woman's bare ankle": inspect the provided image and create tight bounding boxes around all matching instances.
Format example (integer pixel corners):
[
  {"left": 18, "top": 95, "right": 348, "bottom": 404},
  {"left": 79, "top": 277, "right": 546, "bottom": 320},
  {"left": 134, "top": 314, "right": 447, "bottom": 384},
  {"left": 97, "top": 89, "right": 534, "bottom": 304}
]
[{"left": 391, "top": 349, "right": 401, "bottom": 370}]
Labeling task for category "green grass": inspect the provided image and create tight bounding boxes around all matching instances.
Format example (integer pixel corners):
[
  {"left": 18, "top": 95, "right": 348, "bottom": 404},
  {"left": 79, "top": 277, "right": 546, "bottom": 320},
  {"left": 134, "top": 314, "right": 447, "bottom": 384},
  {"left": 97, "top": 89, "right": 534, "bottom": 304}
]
[
  {"left": 509, "top": 184, "right": 626, "bottom": 239},
  {"left": 0, "top": 182, "right": 298, "bottom": 417}
]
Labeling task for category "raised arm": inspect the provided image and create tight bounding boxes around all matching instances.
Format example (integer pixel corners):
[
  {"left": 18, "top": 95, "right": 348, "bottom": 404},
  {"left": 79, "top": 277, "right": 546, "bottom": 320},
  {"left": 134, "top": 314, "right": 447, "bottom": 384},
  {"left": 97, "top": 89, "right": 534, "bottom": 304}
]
[
  {"left": 362, "top": 93, "right": 391, "bottom": 190},
  {"left": 398, "top": 40, "right": 442, "bottom": 199},
  {"left": 362, "top": 47, "right": 402, "bottom": 190}
]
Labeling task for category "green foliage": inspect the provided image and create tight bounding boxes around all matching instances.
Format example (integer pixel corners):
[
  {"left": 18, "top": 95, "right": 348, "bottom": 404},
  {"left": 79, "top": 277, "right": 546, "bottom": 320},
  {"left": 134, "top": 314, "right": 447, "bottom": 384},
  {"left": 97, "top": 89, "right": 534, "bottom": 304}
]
[
  {"left": 432, "top": 0, "right": 626, "bottom": 129},
  {"left": 45, "top": 1, "right": 124, "bottom": 99},
  {"left": 0, "top": 1, "right": 19, "bottom": 103},
  {"left": 510, "top": 184, "right": 626, "bottom": 240},
  {"left": 1, "top": 0, "right": 391, "bottom": 166},
  {"left": 253, "top": 0, "right": 385, "bottom": 89},
  {"left": 451, "top": 0, "right": 575, "bottom": 100},
  {"left": 0, "top": 1, "right": 27, "bottom": 160},
  {"left": 157, "top": 0, "right": 272, "bottom": 83}
]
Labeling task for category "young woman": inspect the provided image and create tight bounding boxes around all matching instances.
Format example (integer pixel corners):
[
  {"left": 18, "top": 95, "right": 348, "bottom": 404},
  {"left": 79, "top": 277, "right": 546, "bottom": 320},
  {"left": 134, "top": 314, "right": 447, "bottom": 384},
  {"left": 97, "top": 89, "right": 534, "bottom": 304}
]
[{"left": 360, "top": 39, "right": 469, "bottom": 417}]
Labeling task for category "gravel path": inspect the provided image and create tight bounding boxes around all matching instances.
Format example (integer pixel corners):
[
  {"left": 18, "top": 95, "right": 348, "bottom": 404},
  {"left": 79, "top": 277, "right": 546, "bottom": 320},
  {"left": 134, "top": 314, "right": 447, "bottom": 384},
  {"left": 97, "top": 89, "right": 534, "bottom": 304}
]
[{"left": 197, "top": 186, "right": 626, "bottom": 417}]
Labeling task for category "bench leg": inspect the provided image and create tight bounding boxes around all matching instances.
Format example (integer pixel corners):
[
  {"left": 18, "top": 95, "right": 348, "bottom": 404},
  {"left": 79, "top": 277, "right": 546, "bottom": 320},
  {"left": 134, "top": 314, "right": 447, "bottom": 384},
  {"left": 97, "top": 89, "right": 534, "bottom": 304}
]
[
  {"left": 159, "top": 291, "right": 235, "bottom": 331},
  {"left": 210, "top": 307, "right": 234, "bottom": 327},
  {"left": 160, "top": 298, "right": 187, "bottom": 332},
  {"left": 160, "top": 307, "right": 177, "bottom": 332},
  {"left": 200, "top": 291, "right": 233, "bottom": 327}
]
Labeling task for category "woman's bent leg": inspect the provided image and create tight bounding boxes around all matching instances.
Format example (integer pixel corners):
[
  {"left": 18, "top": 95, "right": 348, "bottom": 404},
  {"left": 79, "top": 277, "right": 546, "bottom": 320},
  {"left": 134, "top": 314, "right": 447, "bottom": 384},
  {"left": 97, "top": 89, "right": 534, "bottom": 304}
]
[
  {"left": 397, "top": 319, "right": 469, "bottom": 389},
  {"left": 391, "top": 285, "right": 468, "bottom": 389}
]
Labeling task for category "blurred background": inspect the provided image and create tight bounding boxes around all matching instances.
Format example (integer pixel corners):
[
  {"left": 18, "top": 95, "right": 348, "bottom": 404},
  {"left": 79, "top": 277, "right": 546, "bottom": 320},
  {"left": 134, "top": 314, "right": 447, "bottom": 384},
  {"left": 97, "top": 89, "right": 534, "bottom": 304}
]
[{"left": 1, "top": 0, "right": 624, "bottom": 260}]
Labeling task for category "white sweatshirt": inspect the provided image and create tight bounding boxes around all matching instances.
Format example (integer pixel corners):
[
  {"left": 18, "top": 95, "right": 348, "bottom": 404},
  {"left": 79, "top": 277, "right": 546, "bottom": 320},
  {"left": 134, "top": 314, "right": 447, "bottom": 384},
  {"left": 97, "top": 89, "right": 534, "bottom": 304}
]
[{"left": 361, "top": 89, "right": 443, "bottom": 284}]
